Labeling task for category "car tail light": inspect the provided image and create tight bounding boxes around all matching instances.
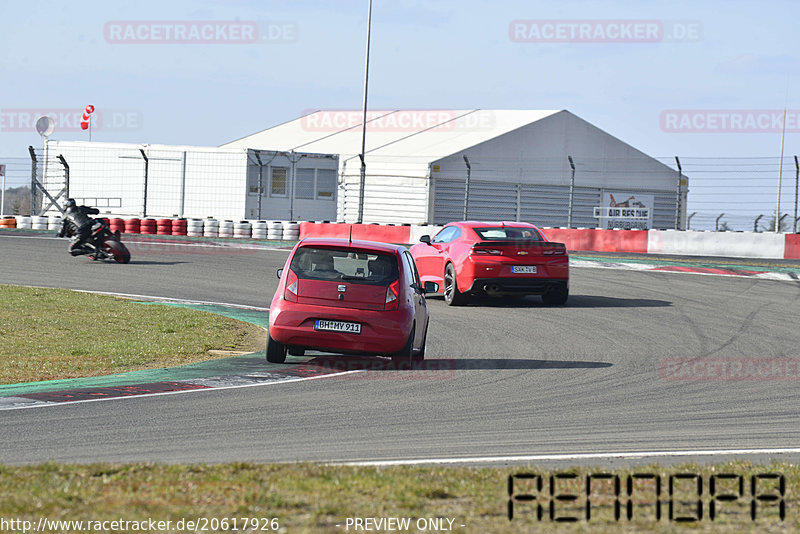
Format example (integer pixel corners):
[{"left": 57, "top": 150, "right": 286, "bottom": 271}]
[
  {"left": 284, "top": 269, "right": 299, "bottom": 302},
  {"left": 471, "top": 245, "right": 502, "bottom": 255},
  {"left": 385, "top": 279, "right": 400, "bottom": 310},
  {"left": 543, "top": 247, "right": 566, "bottom": 255}
]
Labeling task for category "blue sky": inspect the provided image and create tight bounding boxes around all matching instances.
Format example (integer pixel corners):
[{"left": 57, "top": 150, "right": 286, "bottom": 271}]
[{"left": 1, "top": 0, "right": 799, "bottom": 228}]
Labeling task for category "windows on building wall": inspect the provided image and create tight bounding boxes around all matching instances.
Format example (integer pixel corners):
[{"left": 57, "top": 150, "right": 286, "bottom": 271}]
[
  {"left": 296, "top": 168, "right": 315, "bottom": 199},
  {"left": 270, "top": 167, "right": 288, "bottom": 197},
  {"left": 316, "top": 169, "right": 336, "bottom": 200},
  {"left": 248, "top": 165, "right": 336, "bottom": 200}
]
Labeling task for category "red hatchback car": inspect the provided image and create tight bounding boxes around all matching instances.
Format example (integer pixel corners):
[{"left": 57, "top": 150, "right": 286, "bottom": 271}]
[
  {"left": 409, "top": 221, "right": 569, "bottom": 306},
  {"left": 267, "top": 238, "right": 437, "bottom": 363}
]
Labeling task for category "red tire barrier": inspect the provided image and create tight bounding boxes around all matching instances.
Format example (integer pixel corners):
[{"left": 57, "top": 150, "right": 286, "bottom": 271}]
[
  {"left": 140, "top": 218, "right": 157, "bottom": 235},
  {"left": 124, "top": 218, "right": 141, "bottom": 234},
  {"left": 171, "top": 218, "right": 188, "bottom": 236},
  {"left": 109, "top": 218, "right": 126, "bottom": 233},
  {"left": 0, "top": 217, "right": 17, "bottom": 228},
  {"left": 156, "top": 218, "right": 172, "bottom": 235}
]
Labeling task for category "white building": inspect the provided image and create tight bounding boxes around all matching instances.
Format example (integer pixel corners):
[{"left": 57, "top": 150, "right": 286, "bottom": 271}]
[
  {"left": 39, "top": 141, "right": 339, "bottom": 221},
  {"left": 223, "top": 109, "right": 688, "bottom": 228}
]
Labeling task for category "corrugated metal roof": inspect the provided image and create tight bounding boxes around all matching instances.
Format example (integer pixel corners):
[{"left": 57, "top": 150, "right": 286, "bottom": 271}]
[{"left": 222, "top": 109, "right": 563, "bottom": 162}]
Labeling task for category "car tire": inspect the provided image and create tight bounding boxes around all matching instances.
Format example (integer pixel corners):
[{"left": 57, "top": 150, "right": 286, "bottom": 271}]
[
  {"left": 287, "top": 347, "right": 305, "bottom": 356},
  {"left": 266, "top": 333, "right": 287, "bottom": 363},
  {"left": 443, "top": 263, "right": 467, "bottom": 306},
  {"left": 412, "top": 320, "right": 427, "bottom": 361},
  {"left": 392, "top": 324, "right": 415, "bottom": 363},
  {"left": 542, "top": 286, "right": 569, "bottom": 306}
]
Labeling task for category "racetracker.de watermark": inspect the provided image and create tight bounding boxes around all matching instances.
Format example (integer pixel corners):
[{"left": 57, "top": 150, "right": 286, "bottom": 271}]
[
  {"left": 509, "top": 19, "right": 702, "bottom": 43},
  {"left": 300, "top": 110, "right": 496, "bottom": 132},
  {"left": 660, "top": 109, "right": 800, "bottom": 133},
  {"left": 104, "top": 20, "right": 297, "bottom": 44},
  {"left": 0, "top": 109, "right": 142, "bottom": 133},
  {"left": 660, "top": 358, "right": 800, "bottom": 381}
]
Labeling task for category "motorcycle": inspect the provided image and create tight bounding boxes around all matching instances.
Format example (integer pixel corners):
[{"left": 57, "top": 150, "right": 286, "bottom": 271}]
[{"left": 67, "top": 220, "right": 132, "bottom": 264}]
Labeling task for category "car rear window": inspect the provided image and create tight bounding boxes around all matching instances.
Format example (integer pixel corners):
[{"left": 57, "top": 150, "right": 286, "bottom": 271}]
[
  {"left": 473, "top": 227, "right": 543, "bottom": 240},
  {"left": 290, "top": 246, "right": 399, "bottom": 285}
]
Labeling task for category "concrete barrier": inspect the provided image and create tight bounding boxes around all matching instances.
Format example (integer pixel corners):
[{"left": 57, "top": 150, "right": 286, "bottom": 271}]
[
  {"left": 785, "top": 234, "right": 800, "bottom": 260},
  {"left": 648, "top": 230, "right": 785, "bottom": 259},
  {"left": 299, "top": 222, "right": 412, "bottom": 244},
  {"left": 542, "top": 228, "right": 649, "bottom": 253}
]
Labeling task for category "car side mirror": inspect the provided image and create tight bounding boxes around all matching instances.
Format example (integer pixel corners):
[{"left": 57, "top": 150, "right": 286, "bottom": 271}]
[
  {"left": 419, "top": 235, "right": 431, "bottom": 244},
  {"left": 277, "top": 268, "right": 283, "bottom": 279},
  {"left": 423, "top": 281, "right": 439, "bottom": 294}
]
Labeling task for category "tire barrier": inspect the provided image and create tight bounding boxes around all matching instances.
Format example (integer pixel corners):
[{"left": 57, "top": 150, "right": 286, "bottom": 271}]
[
  {"left": 139, "top": 218, "right": 157, "bottom": 235},
  {"left": 16, "top": 216, "right": 32, "bottom": 229},
  {"left": 124, "top": 218, "right": 141, "bottom": 234},
  {"left": 109, "top": 218, "right": 126, "bottom": 233},
  {"left": 47, "top": 216, "right": 62, "bottom": 231},
  {"left": 218, "top": 220, "right": 234, "bottom": 238},
  {"left": 31, "top": 216, "right": 49, "bottom": 230},
  {"left": 282, "top": 221, "right": 300, "bottom": 241},
  {"left": 0, "top": 217, "right": 16, "bottom": 228},
  {"left": 233, "top": 221, "right": 252, "bottom": 239},
  {"left": 267, "top": 221, "right": 283, "bottom": 240},
  {"left": 186, "top": 219, "right": 204, "bottom": 237},
  {"left": 171, "top": 218, "right": 188, "bottom": 236},
  {"left": 203, "top": 218, "right": 219, "bottom": 238},
  {"left": 156, "top": 218, "right": 173, "bottom": 236},
  {"left": 251, "top": 220, "right": 268, "bottom": 240}
]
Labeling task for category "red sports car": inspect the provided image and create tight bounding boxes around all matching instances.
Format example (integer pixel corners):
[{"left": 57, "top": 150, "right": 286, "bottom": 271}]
[
  {"left": 268, "top": 238, "right": 438, "bottom": 363},
  {"left": 409, "top": 221, "right": 569, "bottom": 306}
]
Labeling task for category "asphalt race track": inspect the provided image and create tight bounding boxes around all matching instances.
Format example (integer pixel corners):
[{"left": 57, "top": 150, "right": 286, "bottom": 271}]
[{"left": 2, "top": 231, "right": 800, "bottom": 466}]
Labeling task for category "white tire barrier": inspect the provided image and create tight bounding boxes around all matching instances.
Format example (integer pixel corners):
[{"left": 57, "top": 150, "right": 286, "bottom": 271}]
[
  {"left": 187, "top": 219, "right": 204, "bottom": 237},
  {"left": 219, "top": 220, "right": 234, "bottom": 238},
  {"left": 282, "top": 221, "right": 300, "bottom": 241},
  {"left": 267, "top": 221, "right": 283, "bottom": 240},
  {"left": 251, "top": 220, "right": 268, "bottom": 240},
  {"left": 16, "top": 216, "right": 32, "bottom": 229},
  {"left": 233, "top": 221, "right": 252, "bottom": 239},
  {"left": 31, "top": 216, "right": 49, "bottom": 230},
  {"left": 47, "top": 216, "right": 62, "bottom": 231},
  {"left": 203, "top": 218, "right": 219, "bottom": 238}
]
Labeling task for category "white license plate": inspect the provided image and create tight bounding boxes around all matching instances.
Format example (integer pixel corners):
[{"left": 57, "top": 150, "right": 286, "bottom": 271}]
[
  {"left": 511, "top": 265, "right": 538, "bottom": 274},
  {"left": 314, "top": 320, "right": 361, "bottom": 334}
]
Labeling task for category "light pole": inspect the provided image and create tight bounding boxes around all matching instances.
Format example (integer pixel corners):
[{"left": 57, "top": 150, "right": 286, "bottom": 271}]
[{"left": 357, "top": 0, "right": 373, "bottom": 224}]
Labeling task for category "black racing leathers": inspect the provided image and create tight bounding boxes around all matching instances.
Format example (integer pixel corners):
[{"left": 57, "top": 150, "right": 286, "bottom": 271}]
[{"left": 58, "top": 205, "right": 100, "bottom": 255}]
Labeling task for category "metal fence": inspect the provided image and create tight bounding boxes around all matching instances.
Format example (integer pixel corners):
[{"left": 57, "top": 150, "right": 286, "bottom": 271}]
[{"left": 2, "top": 150, "right": 799, "bottom": 232}]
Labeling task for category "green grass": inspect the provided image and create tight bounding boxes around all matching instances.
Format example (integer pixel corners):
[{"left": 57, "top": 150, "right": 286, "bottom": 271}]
[
  {"left": 0, "top": 462, "right": 795, "bottom": 533},
  {"left": 0, "top": 285, "right": 265, "bottom": 384}
]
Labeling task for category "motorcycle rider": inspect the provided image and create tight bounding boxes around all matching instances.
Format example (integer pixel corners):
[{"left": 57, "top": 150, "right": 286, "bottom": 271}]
[{"left": 57, "top": 198, "right": 101, "bottom": 256}]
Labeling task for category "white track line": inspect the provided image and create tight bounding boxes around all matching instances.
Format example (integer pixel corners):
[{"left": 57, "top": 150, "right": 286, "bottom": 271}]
[
  {"left": 72, "top": 289, "right": 270, "bottom": 311},
  {"left": 338, "top": 448, "right": 800, "bottom": 466},
  {"left": 1, "top": 370, "right": 362, "bottom": 411}
]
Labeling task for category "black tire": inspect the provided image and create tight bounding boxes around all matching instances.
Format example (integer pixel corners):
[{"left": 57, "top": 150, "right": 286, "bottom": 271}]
[
  {"left": 443, "top": 263, "right": 466, "bottom": 306},
  {"left": 412, "top": 320, "right": 428, "bottom": 361},
  {"left": 266, "top": 334, "right": 287, "bottom": 363},
  {"left": 105, "top": 240, "right": 131, "bottom": 264},
  {"left": 542, "top": 286, "right": 569, "bottom": 306},
  {"left": 287, "top": 347, "right": 305, "bottom": 356},
  {"left": 391, "top": 324, "right": 415, "bottom": 363}
]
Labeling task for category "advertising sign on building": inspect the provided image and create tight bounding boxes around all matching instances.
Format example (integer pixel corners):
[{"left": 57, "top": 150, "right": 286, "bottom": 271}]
[{"left": 594, "top": 192, "right": 654, "bottom": 229}]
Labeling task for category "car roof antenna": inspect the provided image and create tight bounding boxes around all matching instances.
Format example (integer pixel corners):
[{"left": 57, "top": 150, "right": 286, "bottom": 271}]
[{"left": 349, "top": 224, "right": 353, "bottom": 244}]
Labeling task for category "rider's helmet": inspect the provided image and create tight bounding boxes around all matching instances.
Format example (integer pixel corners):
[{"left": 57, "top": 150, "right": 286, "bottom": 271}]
[{"left": 65, "top": 198, "right": 77, "bottom": 209}]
